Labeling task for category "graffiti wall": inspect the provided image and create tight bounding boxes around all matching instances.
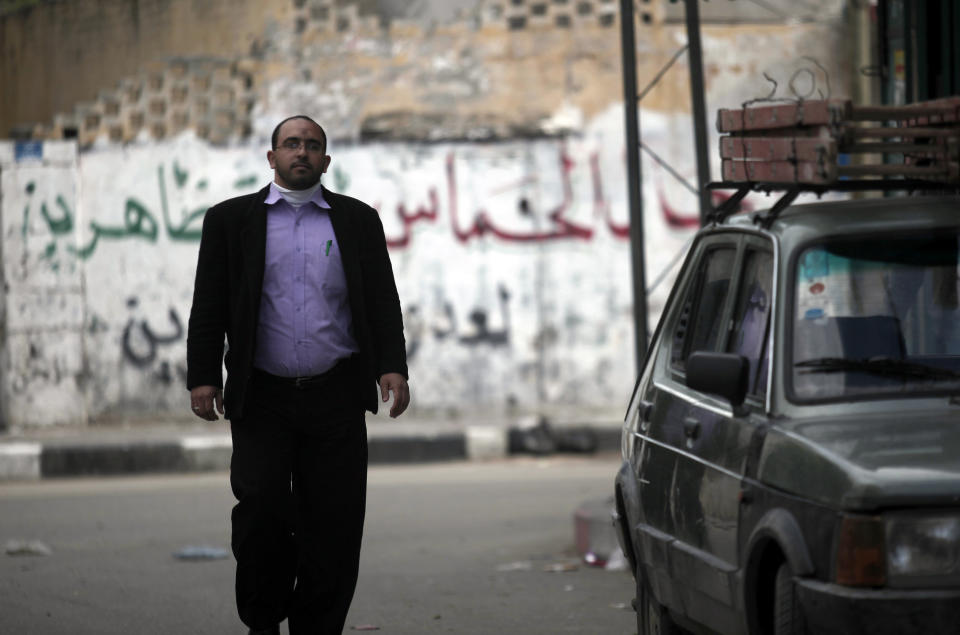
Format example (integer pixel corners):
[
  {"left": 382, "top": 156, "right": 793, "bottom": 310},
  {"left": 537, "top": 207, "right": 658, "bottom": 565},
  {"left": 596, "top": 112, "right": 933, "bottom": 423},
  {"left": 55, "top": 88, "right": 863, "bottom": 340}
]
[
  {"left": 0, "top": 142, "right": 86, "bottom": 426},
  {"left": 0, "top": 105, "right": 718, "bottom": 427}
]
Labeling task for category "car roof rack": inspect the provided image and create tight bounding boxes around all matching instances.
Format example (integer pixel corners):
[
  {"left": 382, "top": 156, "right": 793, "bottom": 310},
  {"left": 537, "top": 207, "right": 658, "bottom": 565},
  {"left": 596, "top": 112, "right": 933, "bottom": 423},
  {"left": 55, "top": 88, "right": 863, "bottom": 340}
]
[
  {"left": 706, "top": 179, "right": 960, "bottom": 228},
  {"left": 706, "top": 97, "right": 960, "bottom": 228}
]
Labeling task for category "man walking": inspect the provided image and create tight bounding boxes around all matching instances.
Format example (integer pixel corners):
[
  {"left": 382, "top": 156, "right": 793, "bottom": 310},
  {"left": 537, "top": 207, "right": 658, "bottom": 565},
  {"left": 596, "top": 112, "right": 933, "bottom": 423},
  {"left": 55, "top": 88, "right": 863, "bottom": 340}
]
[{"left": 187, "top": 115, "right": 409, "bottom": 634}]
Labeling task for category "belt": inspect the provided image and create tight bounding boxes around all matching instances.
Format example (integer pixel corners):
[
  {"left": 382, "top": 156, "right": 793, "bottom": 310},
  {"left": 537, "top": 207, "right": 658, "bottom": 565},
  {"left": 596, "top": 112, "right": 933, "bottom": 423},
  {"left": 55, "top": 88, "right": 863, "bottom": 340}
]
[{"left": 252, "top": 356, "right": 356, "bottom": 390}]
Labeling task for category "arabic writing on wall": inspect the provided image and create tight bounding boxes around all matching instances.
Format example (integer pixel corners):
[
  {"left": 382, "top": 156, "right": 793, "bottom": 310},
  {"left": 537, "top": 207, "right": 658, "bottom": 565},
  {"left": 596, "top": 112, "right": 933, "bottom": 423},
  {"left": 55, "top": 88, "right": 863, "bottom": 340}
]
[
  {"left": 18, "top": 148, "right": 713, "bottom": 272},
  {"left": 4, "top": 131, "right": 718, "bottom": 423}
]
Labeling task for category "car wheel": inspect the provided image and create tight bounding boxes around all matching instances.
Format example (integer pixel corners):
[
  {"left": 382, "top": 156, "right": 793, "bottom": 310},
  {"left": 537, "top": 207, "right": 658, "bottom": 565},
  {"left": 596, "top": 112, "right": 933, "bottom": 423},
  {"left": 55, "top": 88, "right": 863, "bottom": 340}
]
[
  {"left": 636, "top": 569, "right": 679, "bottom": 635},
  {"left": 773, "top": 562, "right": 805, "bottom": 635}
]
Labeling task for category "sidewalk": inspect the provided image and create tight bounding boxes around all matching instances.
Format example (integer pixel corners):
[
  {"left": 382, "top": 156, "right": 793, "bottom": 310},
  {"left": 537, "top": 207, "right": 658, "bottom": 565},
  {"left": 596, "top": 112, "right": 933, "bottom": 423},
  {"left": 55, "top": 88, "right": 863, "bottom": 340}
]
[{"left": 0, "top": 412, "right": 623, "bottom": 481}]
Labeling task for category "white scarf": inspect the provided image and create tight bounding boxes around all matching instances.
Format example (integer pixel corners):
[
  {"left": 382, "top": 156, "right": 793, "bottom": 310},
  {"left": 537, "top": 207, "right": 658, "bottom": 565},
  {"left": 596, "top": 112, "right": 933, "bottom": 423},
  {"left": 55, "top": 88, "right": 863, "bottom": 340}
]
[{"left": 274, "top": 180, "right": 322, "bottom": 209}]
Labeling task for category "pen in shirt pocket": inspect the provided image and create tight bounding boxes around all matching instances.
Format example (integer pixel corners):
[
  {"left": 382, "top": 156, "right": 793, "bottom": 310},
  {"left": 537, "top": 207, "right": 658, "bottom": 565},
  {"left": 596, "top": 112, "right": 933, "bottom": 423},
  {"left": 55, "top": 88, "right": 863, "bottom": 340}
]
[{"left": 325, "top": 239, "right": 332, "bottom": 256}]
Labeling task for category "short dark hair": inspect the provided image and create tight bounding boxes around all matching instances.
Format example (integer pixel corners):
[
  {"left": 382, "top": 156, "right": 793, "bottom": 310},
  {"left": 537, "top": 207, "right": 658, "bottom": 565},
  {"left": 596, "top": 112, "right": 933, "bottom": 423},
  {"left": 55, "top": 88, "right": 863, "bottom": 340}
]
[{"left": 271, "top": 115, "right": 327, "bottom": 151}]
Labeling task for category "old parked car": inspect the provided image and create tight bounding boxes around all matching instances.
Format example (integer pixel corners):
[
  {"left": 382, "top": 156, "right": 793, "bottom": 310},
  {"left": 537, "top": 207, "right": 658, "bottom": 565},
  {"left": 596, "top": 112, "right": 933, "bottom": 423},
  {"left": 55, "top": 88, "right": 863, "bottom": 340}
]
[{"left": 614, "top": 192, "right": 960, "bottom": 635}]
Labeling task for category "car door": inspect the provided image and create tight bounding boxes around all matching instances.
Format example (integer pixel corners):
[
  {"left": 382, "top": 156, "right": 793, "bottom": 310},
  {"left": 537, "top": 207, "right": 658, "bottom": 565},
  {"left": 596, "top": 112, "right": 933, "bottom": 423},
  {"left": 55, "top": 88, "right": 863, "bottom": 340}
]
[{"left": 633, "top": 232, "right": 774, "bottom": 634}]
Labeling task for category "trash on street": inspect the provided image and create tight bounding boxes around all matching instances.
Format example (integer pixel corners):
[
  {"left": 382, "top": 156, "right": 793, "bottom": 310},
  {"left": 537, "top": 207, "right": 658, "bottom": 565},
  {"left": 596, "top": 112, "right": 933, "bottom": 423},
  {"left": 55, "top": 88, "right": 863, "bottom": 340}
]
[
  {"left": 173, "top": 545, "right": 229, "bottom": 560},
  {"left": 5, "top": 539, "right": 53, "bottom": 556}
]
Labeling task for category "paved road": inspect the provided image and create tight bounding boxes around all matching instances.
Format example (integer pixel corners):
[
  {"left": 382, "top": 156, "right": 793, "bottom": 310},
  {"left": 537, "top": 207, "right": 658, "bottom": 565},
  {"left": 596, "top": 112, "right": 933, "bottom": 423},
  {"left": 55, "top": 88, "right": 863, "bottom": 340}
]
[{"left": 0, "top": 456, "right": 636, "bottom": 634}]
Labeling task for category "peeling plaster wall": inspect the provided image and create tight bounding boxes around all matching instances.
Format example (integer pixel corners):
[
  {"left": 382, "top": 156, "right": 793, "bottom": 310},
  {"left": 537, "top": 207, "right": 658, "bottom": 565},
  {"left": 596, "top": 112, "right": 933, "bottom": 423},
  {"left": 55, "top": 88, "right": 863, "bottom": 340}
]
[
  {"left": 0, "top": 142, "right": 86, "bottom": 427},
  {"left": 0, "top": 0, "right": 291, "bottom": 139},
  {"left": 0, "top": 101, "right": 843, "bottom": 428},
  {"left": 0, "top": 0, "right": 852, "bottom": 427},
  {"left": 0, "top": 102, "right": 721, "bottom": 427}
]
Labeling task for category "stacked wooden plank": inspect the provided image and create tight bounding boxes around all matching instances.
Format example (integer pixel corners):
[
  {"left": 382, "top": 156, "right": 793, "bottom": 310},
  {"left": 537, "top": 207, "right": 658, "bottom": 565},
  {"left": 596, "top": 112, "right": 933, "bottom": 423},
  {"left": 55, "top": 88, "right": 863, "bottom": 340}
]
[{"left": 716, "top": 97, "right": 960, "bottom": 184}]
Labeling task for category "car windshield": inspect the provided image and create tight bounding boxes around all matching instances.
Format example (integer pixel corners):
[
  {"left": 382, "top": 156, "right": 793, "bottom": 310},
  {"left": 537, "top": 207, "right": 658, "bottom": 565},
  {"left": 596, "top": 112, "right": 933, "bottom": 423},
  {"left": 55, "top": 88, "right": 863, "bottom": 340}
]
[{"left": 791, "top": 228, "right": 960, "bottom": 401}]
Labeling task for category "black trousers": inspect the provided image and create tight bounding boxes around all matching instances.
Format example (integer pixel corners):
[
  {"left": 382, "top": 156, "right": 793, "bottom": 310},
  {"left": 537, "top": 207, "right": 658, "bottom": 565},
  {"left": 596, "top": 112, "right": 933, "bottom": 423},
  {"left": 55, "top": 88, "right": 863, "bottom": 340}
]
[{"left": 229, "top": 359, "right": 367, "bottom": 634}]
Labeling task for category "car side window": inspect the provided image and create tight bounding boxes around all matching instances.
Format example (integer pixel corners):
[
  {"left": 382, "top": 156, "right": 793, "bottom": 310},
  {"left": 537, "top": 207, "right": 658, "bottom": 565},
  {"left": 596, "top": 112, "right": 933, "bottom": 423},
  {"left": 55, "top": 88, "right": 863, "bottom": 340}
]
[
  {"left": 726, "top": 249, "right": 773, "bottom": 398},
  {"left": 671, "top": 246, "right": 738, "bottom": 370}
]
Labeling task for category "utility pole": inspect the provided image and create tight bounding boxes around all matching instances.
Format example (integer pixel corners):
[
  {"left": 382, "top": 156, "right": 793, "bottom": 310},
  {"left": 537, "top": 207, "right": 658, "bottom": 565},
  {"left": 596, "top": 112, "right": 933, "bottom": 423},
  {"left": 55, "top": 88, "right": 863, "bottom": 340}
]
[
  {"left": 684, "top": 0, "right": 712, "bottom": 223},
  {"left": 619, "top": 0, "right": 649, "bottom": 370}
]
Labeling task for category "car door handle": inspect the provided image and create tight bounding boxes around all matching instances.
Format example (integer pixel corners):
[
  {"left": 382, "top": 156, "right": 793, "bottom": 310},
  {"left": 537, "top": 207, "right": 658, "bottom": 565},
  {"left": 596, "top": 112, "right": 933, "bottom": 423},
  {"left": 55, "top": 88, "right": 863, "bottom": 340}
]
[
  {"left": 637, "top": 399, "right": 654, "bottom": 432},
  {"left": 639, "top": 400, "right": 654, "bottom": 420},
  {"left": 683, "top": 418, "right": 701, "bottom": 440}
]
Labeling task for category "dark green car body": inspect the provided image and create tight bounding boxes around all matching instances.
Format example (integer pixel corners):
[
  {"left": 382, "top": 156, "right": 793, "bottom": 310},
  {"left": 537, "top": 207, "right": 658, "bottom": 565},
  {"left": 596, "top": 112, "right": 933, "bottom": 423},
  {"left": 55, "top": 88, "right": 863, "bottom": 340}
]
[{"left": 614, "top": 195, "right": 960, "bottom": 635}]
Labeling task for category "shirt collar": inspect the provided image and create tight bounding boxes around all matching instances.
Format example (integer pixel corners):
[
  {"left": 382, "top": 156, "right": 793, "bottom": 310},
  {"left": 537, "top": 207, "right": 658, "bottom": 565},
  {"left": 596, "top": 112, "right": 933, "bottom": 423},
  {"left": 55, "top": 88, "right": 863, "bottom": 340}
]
[{"left": 265, "top": 181, "right": 331, "bottom": 209}]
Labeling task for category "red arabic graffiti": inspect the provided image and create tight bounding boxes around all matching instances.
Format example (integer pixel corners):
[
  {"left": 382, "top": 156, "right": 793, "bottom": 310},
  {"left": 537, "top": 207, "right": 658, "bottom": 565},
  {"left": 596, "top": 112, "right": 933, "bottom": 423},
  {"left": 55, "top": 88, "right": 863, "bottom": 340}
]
[
  {"left": 378, "top": 148, "right": 728, "bottom": 250},
  {"left": 383, "top": 188, "right": 440, "bottom": 249},
  {"left": 446, "top": 150, "right": 593, "bottom": 244},
  {"left": 590, "top": 152, "right": 630, "bottom": 239}
]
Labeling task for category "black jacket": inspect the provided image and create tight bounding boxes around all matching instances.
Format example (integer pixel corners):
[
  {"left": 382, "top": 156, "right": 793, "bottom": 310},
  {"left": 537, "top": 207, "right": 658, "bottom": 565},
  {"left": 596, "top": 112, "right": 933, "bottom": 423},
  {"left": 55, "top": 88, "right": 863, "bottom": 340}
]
[{"left": 186, "top": 184, "right": 407, "bottom": 418}]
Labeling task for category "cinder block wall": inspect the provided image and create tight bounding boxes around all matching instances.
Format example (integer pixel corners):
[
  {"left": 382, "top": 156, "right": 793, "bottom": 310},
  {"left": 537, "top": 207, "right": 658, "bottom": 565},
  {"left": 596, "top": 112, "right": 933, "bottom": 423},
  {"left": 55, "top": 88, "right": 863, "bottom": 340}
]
[{"left": 0, "top": 0, "right": 288, "bottom": 141}]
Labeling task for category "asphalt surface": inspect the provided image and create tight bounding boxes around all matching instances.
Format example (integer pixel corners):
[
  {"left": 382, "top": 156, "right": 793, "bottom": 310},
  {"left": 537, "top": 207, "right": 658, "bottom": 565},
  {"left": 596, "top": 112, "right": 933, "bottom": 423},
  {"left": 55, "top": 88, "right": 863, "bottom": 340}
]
[{"left": 0, "top": 457, "right": 636, "bottom": 635}]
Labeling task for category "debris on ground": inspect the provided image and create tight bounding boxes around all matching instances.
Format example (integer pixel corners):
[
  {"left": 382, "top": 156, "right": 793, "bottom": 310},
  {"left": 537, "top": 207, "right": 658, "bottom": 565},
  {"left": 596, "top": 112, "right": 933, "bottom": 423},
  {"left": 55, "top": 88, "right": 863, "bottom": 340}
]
[
  {"left": 5, "top": 539, "right": 53, "bottom": 557},
  {"left": 604, "top": 546, "right": 629, "bottom": 572},
  {"left": 350, "top": 625, "right": 381, "bottom": 631},
  {"left": 173, "top": 545, "right": 229, "bottom": 560},
  {"left": 543, "top": 561, "right": 579, "bottom": 573},
  {"left": 574, "top": 497, "right": 619, "bottom": 567},
  {"left": 509, "top": 416, "right": 599, "bottom": 456},
  {"left": 583, "top": 551, "right": 607, "bottom": 567}
]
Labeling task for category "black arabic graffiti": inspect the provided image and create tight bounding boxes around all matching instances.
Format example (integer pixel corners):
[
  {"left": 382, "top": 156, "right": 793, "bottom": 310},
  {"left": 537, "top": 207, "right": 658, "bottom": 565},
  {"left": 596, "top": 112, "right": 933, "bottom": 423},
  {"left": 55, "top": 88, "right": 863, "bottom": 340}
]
[
  {"left": 405, "top": 284, "right": 513, "bottom": 360},
  {"left": 122, "top": 302, "right": 184, "bottom": 369}
]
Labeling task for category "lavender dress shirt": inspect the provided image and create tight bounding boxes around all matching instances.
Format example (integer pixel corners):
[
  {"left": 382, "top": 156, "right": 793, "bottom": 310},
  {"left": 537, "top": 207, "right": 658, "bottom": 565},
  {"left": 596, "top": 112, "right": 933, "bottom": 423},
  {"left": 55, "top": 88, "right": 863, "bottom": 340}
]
[{"left": 253, "top": 183, "right": 359, "bottom": 377}]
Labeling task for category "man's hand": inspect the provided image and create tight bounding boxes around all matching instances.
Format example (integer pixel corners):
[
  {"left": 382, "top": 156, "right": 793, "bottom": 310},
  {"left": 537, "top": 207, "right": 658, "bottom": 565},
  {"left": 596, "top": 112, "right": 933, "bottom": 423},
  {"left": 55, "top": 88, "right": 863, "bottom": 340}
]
[
  {"left": 190, "top": 386, "right": 224, "bottom": 421},
  {"left": 379, "top": 373, "right": 410, "bottom": 418}
]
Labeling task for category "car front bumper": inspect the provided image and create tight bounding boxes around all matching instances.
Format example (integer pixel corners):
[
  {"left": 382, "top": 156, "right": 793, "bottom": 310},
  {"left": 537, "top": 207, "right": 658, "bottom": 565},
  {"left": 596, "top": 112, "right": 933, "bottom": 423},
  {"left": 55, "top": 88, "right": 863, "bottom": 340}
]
[{"left": 796, "top": 577, "right": 960, "bottom": 635}]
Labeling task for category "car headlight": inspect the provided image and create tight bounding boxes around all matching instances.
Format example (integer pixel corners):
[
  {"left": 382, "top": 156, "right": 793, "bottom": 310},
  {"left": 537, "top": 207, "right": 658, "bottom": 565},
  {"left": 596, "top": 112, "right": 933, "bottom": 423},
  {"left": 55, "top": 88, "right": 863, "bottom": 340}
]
[
  {"left": 886, "top": 514, "right": 960, "bottom": 587},
  {"left": 835, "top": 512, "right": 960, "bottom": 588}
]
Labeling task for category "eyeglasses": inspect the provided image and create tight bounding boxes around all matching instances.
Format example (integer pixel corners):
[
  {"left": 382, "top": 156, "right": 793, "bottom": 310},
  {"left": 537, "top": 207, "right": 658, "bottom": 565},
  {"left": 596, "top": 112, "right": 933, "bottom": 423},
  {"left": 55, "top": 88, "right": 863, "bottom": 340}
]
[{"left": 278, "top": 137, "right": 324, "bottom": 153}]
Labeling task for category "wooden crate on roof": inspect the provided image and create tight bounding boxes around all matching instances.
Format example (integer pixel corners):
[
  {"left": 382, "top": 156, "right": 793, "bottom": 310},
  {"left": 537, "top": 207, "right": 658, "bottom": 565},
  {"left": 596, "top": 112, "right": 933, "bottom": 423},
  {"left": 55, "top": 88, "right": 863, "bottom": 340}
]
[{"left": 715, "top": 97, "right": 960, "bottom": 185}]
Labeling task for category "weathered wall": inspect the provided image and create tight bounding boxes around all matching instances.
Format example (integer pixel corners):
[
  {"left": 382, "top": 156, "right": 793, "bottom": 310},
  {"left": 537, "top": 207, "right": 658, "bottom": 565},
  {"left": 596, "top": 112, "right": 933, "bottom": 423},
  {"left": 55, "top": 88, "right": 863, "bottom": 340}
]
[
  {"left": 0, "top": 0, "right": 850, "bottom": 427},
  {"left": 0, "top": 141, "right": 86, "bottom": 426},
  {"left": 3, "top": 0, "right": 847, "bottom": 146},
  {"left": 1, "top": 105, "right": 701, "bottom": 426},
  {"left": 0, "top": 0, "right": 290, "bottom": 139}
]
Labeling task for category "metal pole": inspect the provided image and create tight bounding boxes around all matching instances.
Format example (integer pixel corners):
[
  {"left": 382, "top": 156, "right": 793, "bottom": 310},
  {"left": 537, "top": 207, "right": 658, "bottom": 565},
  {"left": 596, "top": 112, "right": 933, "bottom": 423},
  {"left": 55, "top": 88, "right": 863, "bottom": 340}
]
[
  {"left": 619, "top": 0, "right": 649, "bottom": 369},
  {"left": 684, "top": 0, "right": 712, "bottom": 223}
]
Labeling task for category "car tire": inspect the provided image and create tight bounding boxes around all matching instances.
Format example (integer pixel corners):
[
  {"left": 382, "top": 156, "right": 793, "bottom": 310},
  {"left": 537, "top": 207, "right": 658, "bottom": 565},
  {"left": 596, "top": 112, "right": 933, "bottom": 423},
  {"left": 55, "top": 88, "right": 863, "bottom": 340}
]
[
  {"left": 636, "top": 569, "right": 679, "bottom": 635},
  {"left": 773, "top": 562, "right": 805, "bottom": 635}
]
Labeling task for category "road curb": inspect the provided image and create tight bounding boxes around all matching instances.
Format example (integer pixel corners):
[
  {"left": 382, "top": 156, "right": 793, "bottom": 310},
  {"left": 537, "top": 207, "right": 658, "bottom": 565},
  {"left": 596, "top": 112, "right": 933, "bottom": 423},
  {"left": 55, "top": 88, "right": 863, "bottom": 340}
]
[{"left": 0, "top": 422, "right": 622, "bottom": 480}]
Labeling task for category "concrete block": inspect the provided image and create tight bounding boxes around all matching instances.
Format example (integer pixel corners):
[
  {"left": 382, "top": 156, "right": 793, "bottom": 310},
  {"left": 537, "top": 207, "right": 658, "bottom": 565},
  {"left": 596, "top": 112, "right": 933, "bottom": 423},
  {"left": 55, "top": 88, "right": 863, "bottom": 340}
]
[
  {"left": 367, "top": 433, "right": 466, "bottom": 464},
  {"left": 119, "top": 78, "right": 144, "bottom": 105},
  {"left": 465, "top": 426, "right": 507, "bottom": 460},
  {"left": 39, "top": 442, "right": 184, "bottom": 476},
  {"left": 170, "top": 82, "right": 190, "bottom": 106},
  {"left": 180, "top": 435, "right": 232, "bottom": 471},
  {"left": 0, "top": 443, "right": 42, "bottom": 480}
]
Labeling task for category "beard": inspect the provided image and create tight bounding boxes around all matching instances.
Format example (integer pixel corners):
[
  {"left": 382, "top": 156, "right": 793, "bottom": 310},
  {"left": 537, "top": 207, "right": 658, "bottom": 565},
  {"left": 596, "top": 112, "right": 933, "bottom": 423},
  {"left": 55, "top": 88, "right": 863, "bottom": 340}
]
[{"left": 279, "top": 163, "right": 321, "bottom": 190}]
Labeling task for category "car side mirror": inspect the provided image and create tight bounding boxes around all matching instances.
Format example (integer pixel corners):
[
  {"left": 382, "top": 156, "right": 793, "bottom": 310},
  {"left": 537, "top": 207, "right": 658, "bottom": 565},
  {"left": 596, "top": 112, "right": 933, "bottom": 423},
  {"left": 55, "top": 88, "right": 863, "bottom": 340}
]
[{"left": 686, "top": 351, "right": 750, "bottom": 408}]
